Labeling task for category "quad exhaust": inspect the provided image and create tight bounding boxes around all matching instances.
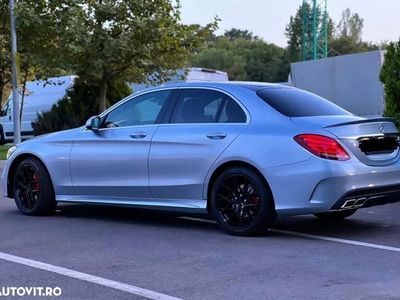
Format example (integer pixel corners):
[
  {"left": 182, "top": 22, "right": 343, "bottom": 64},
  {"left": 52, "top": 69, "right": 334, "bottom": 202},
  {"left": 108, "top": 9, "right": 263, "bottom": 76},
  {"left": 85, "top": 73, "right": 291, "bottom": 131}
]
[
  {"left": 341, "top": 197, "right": 368, "bottom": 209},
  {"left": 332, "top": 185, "right": 400, "bottom": 211}
]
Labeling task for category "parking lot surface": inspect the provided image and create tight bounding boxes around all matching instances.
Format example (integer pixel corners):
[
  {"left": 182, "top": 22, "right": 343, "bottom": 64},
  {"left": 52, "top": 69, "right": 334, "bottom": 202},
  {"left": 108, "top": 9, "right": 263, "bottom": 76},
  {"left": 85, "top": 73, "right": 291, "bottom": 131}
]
[{"left": 0, "top": 164, "right": 400, "bottom": 299}]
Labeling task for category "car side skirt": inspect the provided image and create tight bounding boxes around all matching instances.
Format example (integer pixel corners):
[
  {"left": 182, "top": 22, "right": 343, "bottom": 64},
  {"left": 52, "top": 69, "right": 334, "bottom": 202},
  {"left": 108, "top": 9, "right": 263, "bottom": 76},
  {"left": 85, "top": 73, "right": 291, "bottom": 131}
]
[{"left": 56, "top": 195, "right": 208, "bottom": 213}]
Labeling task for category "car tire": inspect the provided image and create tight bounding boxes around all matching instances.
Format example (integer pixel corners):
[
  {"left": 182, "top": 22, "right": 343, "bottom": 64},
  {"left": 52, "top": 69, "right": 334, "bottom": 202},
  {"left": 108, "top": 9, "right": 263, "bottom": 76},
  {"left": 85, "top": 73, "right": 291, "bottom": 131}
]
[
  {"left": 314, "top": 209, "right": 357, "bottom": 221},
  {"left": 210, "top": 167, "right": 276, "bottom": 236},
  {"left": 13, "top": 157, "right": 56, "bottom": 215}
]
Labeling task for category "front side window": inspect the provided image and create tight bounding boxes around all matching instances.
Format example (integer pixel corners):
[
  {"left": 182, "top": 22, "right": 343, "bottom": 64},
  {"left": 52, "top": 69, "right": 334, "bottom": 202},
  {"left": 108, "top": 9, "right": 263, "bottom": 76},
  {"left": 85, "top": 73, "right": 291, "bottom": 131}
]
[
  {"left": 1, "top": 100, "right": 10, "bottom": 117},
  {"left": 102, "top": 90, "right": 171, "bottom": 128}
]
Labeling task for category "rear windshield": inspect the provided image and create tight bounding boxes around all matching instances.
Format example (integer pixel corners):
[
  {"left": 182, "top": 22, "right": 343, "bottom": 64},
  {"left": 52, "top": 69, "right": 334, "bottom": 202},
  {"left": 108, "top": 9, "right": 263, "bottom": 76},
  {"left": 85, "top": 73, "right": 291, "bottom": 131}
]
[{"left": 256, "top": 88, "right": 351, "bottom": 117}]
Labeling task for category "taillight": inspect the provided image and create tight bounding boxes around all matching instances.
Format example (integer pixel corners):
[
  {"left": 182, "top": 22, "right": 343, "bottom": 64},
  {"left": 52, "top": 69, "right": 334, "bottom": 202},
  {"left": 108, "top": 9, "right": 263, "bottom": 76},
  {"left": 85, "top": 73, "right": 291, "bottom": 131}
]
[{"left": 294, "top": 134, "right": 350, "bottom": 161}]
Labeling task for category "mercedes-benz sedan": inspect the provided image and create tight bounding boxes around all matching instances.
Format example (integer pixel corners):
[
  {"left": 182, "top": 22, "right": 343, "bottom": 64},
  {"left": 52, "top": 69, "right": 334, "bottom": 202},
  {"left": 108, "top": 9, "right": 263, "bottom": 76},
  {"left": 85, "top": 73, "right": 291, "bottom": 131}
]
[{"left": 3, "top": 82, "right": 400, "bottom": 235}]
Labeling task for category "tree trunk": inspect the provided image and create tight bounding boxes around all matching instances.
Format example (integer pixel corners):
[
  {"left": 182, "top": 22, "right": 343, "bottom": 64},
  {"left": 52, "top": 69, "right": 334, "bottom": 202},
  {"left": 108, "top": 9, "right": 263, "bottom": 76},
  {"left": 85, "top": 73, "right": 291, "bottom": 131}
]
[
  {"left": 20, "top": 64, "right": 29, "bottom": 124},
  {"left": 98, "top": 80, "right": 108, "bottom": 113}
]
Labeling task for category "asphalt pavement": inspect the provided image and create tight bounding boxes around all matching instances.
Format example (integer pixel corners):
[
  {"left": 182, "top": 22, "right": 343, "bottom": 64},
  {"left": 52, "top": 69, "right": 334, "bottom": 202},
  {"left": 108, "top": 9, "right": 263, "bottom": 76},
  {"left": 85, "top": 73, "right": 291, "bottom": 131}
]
[{"left": 0, "top": 163, "right": 399, "bottom": 300}]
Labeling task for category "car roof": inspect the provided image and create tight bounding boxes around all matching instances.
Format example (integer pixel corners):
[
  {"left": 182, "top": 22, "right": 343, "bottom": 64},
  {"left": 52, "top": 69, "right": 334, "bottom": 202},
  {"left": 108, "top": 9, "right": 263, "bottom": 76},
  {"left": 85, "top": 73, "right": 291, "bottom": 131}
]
[{"left": 132, "top": 81, "right": 294, "bottom": 95}]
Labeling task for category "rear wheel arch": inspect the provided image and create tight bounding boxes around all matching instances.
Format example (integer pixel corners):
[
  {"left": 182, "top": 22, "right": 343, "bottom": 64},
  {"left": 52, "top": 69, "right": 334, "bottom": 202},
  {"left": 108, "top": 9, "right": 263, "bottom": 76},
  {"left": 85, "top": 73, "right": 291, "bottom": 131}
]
[
  {"left": 7, "top": 154, "right": 52, "bottom": 198},
  {"left": 206, "top": 160, "right": 275, "bottom": 211}
]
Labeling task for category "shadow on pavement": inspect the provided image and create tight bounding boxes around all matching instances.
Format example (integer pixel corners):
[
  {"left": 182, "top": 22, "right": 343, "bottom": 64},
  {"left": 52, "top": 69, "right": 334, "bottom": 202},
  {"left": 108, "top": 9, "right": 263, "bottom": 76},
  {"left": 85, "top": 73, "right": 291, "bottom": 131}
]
[
  {"left": 44, "top": 203, "right": 393, "bottom": 239},
  {"left": 55, "top": 203, "right": 219, "bottom": 232},
  {"left": 2, "top": 197, "right": 396, "bottom": 239}
]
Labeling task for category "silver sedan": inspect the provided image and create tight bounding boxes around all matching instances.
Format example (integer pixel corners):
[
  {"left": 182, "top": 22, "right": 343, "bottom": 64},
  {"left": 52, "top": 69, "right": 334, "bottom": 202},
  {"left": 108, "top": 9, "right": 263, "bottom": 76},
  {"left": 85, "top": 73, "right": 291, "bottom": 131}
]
[{"left": 3, "top": 82, "right": 400, "bottom": 235}]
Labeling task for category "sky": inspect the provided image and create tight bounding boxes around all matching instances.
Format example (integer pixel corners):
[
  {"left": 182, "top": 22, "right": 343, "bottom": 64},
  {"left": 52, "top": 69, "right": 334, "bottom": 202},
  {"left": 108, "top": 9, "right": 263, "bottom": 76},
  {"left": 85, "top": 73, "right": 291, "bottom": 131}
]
[{"left": 180, "top": 0, "right": 400, "bottom": 47}]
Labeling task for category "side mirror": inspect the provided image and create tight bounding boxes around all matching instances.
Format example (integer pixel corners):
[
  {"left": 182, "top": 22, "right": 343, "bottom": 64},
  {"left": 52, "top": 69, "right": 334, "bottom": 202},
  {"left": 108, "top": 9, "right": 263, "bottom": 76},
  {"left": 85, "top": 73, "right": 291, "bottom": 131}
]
[{"left": 85, "top": 116, "right": 101, "bottom": 131}]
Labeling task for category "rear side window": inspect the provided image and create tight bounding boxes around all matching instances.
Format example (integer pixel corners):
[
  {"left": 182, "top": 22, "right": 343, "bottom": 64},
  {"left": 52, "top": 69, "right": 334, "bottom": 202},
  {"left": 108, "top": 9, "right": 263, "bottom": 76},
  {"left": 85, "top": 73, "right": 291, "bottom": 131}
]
[
  {"left": 257, "top": 88, "right": 350, "bottom": 117},
  {"left": 170, "top": 89, "right": 247, "bottom": 124},
  {"left": 219, "top": 98, "right": 247, "bottom": 123},
  {"left": 171, "top": 89, "right": 225, "bottom": 123}
]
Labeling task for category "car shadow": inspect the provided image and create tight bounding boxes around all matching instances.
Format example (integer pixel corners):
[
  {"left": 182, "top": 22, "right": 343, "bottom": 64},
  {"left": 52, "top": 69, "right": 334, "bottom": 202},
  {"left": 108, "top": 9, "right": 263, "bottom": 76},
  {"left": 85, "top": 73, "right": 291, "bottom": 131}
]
[
  {"left": 55, "top": 203, "right": 219, "bottom": 232},
  {"left": 51, "top": 203, "right": 393, "bottom": 239}
]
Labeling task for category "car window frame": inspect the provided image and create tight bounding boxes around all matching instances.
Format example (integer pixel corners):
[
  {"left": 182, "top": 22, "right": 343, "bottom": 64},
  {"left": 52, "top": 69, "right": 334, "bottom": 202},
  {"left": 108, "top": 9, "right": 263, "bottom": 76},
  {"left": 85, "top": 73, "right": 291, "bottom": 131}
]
[
  {"left": 162, "top": 87, "right": 250, "bottom": 125},
  {"left": 93, "top": 88, "right": 179, "bottom": 131}
]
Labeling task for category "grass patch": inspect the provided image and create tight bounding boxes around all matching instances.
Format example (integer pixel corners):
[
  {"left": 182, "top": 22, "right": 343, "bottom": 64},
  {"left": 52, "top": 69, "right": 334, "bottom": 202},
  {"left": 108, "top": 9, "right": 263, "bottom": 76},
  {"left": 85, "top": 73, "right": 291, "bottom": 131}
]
[{"left": 0, "top": 145, "right": 12, "bottom": 160}]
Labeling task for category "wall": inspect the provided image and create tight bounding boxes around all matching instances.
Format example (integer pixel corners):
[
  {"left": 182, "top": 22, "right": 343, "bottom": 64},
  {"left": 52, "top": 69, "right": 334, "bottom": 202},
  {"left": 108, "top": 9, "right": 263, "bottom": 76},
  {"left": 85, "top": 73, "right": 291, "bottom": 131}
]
[{"left": 290, "top": 50, "right": 385, "bottom": 117}]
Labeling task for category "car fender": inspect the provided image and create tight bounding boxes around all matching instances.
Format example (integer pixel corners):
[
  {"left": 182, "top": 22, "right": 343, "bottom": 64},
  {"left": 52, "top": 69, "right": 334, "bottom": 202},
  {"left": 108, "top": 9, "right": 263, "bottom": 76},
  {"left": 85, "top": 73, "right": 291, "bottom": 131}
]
[{"left": 3, "top": 141, "right": 73, "bottom": 197}]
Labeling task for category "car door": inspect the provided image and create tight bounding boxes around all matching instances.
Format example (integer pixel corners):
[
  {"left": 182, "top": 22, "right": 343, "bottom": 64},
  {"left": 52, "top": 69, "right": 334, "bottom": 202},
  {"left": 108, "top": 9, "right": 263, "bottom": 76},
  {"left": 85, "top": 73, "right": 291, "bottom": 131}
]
[
  {"left": 149, "top": 88, "right": 249, "bottom": 201},
  {"left": 70, "top": 89, "right": 174, "bottom": 199}
]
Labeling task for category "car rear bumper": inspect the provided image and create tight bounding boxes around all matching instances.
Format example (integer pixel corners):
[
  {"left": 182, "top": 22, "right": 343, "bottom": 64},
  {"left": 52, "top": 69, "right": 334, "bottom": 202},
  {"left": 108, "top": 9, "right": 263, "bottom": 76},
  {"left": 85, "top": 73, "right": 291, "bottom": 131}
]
[
  {"left": 262, "top": 157, "right": 400, "bottom": 216},
  {"left": 330, "top": 184, "right": 400, "bottom": 210}
]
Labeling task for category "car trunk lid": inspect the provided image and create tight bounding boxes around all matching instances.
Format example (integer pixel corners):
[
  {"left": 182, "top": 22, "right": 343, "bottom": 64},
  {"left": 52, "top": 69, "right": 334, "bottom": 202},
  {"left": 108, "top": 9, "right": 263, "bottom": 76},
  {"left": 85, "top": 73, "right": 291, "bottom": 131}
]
[{"left": 292, "top": 116, "right": 400, "bottom": 166}]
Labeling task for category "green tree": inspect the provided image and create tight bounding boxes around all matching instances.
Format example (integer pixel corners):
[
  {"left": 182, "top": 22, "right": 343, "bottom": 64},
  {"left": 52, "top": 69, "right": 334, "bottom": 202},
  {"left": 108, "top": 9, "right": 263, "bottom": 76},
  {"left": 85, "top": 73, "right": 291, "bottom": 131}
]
[
  {"left": 336, "top": 8, "right": 363, "bottom": 43},
  {"left": 224, "top": 28, "right": 258, "bottom": 41},
  {"left": 328, "top": 37, "right": 378, "bottom": 57},
  {"left": 19, "top": 0, "right": 217, "bottom": 113},
  {"left": 0, "top": 0, "right": 65, "bottom": 110},
  {"left": 329, "top": 8, "right": 378, "bottom": 56},
  {"left": 285, "top": 3, "right": 334, "bottom": 63},
  {"left": 285, "top": 6, "right": 377, "bottom": 61},
  {"left": 285, "top": 7, "right": 303, "bottom": 63},
  {"left": 380, "top": 41, "right": 400, "bottom": 122},
  {"left": 192, "top": 37, "right": 247, "bottom": 80},
  {"left": 192, "top": 34, "right": 287, "bottom": 82},
  {"left": 16, "top": 0, "right": 70, "bottom": 77},
  {"left": 0, "top": 1, "right": 11, "bottom": 104}
]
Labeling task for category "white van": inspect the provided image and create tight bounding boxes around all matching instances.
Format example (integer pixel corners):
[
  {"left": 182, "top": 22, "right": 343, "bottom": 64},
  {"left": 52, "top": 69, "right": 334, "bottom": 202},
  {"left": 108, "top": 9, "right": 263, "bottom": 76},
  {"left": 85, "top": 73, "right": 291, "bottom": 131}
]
[
  {"left": 0, "top": 75, "right": 76, "bottom": 144},
  {"left": 186, "top": 67, "right": 228, "bottom": 81}
]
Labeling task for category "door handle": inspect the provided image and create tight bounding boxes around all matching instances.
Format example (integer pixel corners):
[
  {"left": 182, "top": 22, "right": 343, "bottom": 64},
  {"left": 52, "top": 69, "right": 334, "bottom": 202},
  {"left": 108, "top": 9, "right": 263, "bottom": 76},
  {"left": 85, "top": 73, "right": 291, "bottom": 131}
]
[
  {"left": 206, "top": 132, "right": 227, "bottom": 140},
  {"left": 129, "top": 132, "right": 147, "bottom": 139}
]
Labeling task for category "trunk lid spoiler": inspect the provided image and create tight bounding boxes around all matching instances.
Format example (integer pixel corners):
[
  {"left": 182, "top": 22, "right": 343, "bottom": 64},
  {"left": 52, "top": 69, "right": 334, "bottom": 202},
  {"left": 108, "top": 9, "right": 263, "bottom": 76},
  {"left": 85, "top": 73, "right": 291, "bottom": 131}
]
[{"left": 324, "top": 117, "right": 398, "bottom": 129}]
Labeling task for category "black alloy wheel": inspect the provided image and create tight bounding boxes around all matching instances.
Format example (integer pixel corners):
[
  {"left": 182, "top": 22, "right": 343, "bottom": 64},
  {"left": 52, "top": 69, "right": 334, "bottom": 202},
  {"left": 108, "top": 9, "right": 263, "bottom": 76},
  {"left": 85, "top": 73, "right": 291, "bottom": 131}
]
[
  {"left": 210, "top": 167, "right": 276, "bottom": 236},
  {"left": 13, "top": 158, "right": 56, "bottom": 215}
]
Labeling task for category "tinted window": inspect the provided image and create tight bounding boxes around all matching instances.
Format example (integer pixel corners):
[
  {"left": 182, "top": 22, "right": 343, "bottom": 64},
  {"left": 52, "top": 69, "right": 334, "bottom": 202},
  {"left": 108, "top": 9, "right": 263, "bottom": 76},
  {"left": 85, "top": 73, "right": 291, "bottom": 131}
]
[
  {"left": 103, "top": 90, "right": 170, "bottom": 128},
  {"left": 257, "top": 88, "right": 350, "bottom": 117},
  {"left": 171, "top": 89, "right": 225, "bottom": 123},
  {"left": 219, "top": 98, "right": 247, "bottom": 123},
  {"left": 1, "top": 99, "right": 10, "bottom": 117}
]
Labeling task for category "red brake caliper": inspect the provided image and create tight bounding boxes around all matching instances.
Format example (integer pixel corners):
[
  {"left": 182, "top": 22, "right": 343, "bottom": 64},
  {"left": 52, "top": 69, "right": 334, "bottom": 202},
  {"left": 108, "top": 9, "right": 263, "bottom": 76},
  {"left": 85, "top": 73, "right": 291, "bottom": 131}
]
[
  {"left": 250, "top": 195, "right": 260, "bottom": 205},
  {"left": 32, "top": 174, "right": 40, "bottom": 191}
]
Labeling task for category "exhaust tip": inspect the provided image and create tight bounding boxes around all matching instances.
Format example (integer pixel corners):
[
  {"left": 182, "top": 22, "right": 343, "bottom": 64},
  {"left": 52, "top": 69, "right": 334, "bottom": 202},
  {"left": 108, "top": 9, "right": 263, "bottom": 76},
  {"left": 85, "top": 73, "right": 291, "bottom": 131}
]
[
  {"left": 341, "top": 199, "right": 356, "bottom": 209},
  {"left": 355, "top": 197, "right": 367, "bottom": 207},
  {"left": 341, "top": 197, "right": 368, "bottom": 209}
]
